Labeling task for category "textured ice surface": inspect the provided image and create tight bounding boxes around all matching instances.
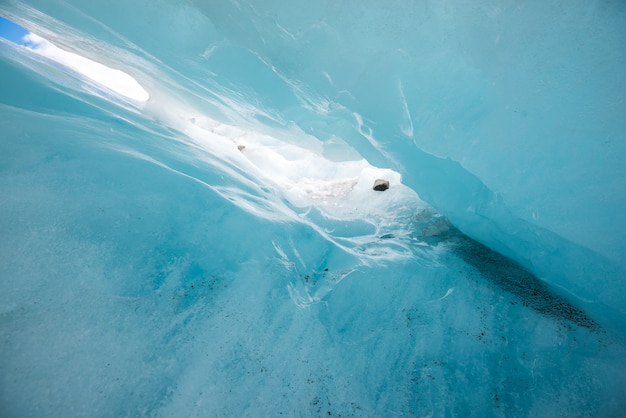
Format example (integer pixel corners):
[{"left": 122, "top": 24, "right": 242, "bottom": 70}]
[{"left": 1, "top": 1, "right": 626, "bottom": 416}]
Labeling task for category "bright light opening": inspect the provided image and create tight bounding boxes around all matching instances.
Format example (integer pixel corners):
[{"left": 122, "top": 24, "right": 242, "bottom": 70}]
[{"left": 0, "top": 16, "right": 149, "bottom": 102}]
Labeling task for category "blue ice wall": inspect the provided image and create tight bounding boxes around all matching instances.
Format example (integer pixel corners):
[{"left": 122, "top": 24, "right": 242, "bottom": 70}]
[
  {"left": 2, "top": 0, "right": 626, "bottom": 416},
  {"left": 10, "top": 0, "right": 624, "bottom": 311},
  {"left": 190, "top": 0, "right": 626, "bottom": 313}
]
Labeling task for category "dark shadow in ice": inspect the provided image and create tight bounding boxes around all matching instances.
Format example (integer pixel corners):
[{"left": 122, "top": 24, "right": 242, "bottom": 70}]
[
  {"left": 449, "top": 232, "right": 602, "bottom": 331},
  {"left": 413, "top": 213, "right": 602, "bottom": 331}
]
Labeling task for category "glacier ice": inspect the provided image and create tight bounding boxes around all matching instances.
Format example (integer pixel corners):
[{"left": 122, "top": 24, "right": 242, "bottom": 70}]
[{"left": 1, "top": 0, "right": 626, "bottom": 416}]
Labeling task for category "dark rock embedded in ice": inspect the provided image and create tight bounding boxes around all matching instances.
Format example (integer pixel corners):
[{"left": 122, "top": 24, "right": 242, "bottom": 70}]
[{"left": 373, "top": 179, "right": 389, "bottom": 191}]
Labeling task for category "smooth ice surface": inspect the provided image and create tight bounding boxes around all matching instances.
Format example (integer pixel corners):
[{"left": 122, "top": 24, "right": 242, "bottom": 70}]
[{"left": 1, "top": 1, "right": 626, "bottom": 416}]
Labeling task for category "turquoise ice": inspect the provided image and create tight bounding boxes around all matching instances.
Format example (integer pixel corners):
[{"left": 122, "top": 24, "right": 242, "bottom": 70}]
[{"left": 1, "top": 1, "right": 625, "bottom": 416}]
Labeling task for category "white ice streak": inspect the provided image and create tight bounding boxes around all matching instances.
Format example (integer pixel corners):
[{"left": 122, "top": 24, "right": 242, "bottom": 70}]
[
  {"left": 398, "top": 80, "right": 414, "bottom": 138},
  {"left": 430, "top": 288, "right": 455, "bottom": 302}
]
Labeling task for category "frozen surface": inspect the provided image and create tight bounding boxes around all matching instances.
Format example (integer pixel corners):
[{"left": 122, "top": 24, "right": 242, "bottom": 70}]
[{"left": 1, "top": 0, "right": 626, "bottom": 416}]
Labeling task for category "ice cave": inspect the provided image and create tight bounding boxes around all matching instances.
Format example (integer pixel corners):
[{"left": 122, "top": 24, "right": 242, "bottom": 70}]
[{"left": 1, "top": 0, "right": 625, "bottom": 416}]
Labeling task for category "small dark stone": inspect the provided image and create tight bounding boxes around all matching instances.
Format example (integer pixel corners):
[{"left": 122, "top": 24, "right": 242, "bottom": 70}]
[
  {"left": 237, "top": 145, "right": 246, "bottom": 151},
  {"left": 373, "top": 179, "right": 389, "bottom": 191}
]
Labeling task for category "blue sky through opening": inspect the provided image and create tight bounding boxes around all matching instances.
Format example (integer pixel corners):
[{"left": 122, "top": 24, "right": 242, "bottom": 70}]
[
  {"left": 0, "top": 16, "right": 29, "bottom": 43},
  {"left": 0, "top": 15, "right": 150, "bottom": 102}
]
